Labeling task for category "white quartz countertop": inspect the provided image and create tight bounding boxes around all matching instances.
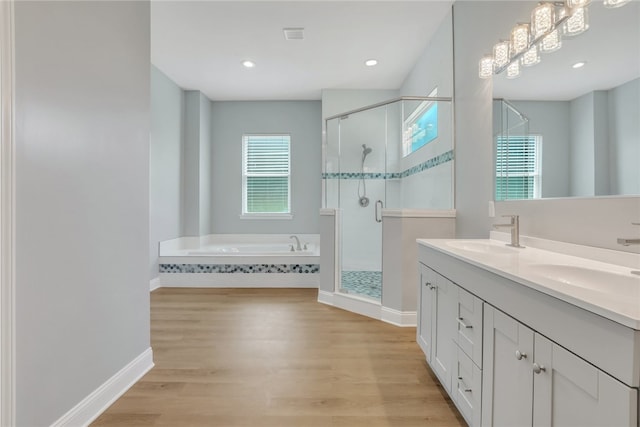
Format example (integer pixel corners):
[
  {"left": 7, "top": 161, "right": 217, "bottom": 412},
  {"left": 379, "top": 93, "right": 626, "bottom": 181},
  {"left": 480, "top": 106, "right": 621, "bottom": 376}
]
[{"left": 417, "top": 237, "right": 640, "bottom": 330}]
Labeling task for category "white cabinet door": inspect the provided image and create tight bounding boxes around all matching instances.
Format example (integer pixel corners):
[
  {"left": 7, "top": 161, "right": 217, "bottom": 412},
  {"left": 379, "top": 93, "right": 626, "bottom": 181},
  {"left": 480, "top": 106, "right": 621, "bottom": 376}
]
[
  {"left": 533, "top": 334, "right": 638, "bottom": 427},
  {"left": 482, "top": 305, "right": 534, "bottom": 427},
  {"left": 431, "top": 271, "right": 456, "bottom": 393},
  {"left": 417, "top": 264, "right": 435, "bottom": 361},
  {"left": 454, "top": 345, "right": 482, "bottom": 427}
]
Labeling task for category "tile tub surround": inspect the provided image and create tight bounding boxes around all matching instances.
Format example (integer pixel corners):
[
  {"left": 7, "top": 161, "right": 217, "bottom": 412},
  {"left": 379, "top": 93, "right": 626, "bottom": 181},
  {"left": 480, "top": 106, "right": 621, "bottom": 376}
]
[{"left": 157, "top": 234, "right": 320, "bottom": 288}]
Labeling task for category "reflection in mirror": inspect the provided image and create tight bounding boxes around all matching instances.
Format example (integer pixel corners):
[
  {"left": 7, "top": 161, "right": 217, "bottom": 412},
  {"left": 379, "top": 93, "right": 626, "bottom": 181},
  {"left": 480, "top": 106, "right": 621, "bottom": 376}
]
[{"left": 492, "top": 1, "right": 639, "bottom": 200}]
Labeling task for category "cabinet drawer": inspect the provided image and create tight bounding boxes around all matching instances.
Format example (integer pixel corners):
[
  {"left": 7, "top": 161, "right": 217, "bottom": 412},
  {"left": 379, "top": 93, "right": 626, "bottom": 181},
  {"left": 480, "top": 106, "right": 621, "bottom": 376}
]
[
  {"left": 456, "top": 286, "right": 483, "bottom": 368},
  {"left": 454, "top": 345, "right": 482, "bottom": 427}
]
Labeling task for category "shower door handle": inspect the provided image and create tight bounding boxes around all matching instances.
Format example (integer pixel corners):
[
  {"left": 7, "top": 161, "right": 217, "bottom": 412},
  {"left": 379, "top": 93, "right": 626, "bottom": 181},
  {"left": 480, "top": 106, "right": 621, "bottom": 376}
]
[{"left": 375, "top": 200, "right": 383, "bottom": 223}]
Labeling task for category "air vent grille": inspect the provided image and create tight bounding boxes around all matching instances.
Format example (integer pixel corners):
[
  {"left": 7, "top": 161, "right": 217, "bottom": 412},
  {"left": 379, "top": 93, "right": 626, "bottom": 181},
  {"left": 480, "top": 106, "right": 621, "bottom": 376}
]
[{"left": 283, "top": 28, "right": 304, "bottom": 40}]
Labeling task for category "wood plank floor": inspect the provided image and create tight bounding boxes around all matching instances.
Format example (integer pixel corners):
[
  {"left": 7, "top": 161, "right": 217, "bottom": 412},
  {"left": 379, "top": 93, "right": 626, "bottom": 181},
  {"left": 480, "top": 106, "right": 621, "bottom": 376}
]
[{"left": 92, "top": 288, "right": 465, "bottom": 426}]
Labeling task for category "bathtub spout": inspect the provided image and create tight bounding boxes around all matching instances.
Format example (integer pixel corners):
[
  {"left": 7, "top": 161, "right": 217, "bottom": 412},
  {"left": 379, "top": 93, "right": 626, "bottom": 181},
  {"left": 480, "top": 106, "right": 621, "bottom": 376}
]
[{"left": 290, "top": 235, "right": 302, "bottom": 251}]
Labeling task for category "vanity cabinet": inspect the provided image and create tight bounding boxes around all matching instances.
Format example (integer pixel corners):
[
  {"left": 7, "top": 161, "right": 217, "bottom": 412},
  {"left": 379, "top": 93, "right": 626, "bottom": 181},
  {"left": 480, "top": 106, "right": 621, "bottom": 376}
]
[
  {"left": 483, "top": 304, "right": 638, "bottom": 427},
  {"left": 418, "top": 264, "right": 456, "bottom": 392},
  {"left": 419, "top": 263, "right": 484, "bottom": 425},
  {"left": 417, "top": 241, "right": 640, "bottom": 427}
]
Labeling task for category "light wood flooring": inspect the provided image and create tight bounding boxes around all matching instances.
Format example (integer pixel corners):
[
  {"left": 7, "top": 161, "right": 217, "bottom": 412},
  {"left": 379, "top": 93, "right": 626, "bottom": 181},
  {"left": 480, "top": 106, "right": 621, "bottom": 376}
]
[{"left": 92, "top": 288, "right": 465, "bottom": 426}]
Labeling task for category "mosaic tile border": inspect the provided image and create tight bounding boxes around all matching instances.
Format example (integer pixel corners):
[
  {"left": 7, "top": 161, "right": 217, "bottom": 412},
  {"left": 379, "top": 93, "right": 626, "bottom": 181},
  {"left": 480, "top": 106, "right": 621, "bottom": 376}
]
[
  {"left": 322, "top": 149, "right": 453, "bottom": 180},
  {"left": 159, "top": 264, "right": 320, "bottom": 274}
]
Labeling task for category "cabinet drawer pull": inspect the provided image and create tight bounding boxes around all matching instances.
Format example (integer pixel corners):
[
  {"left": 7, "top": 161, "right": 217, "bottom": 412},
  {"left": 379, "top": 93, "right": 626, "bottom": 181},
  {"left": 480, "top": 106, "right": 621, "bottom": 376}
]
[
  {"left": 515, "top": 350, "right": 527, "bottom": 360},
  {"left": 457, "top": 376, "right": 472, "bottom": 393},
  {"left": 457, "top": 317, "right": 473, "bottom": 329},
  {"left": 532, "top": 363, "right": 546, "bottom": 374}
]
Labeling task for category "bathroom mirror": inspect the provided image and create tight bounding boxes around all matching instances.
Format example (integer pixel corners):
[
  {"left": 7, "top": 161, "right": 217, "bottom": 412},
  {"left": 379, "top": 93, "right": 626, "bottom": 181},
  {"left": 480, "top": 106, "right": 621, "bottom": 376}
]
[{"left": 492, "top": 1, "right": 639, "bottom": 200}]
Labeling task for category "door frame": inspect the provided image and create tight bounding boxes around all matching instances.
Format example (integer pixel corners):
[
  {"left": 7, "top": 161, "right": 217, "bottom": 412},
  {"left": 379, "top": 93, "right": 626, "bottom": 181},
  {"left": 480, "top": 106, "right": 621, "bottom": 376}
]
[{"left": 0, "top": 0, "right": 16, "bottom": 425}]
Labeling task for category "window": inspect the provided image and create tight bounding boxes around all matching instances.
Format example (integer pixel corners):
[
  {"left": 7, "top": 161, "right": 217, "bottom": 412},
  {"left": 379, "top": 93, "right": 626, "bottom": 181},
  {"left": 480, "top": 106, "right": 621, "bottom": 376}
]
[
  {"left": 402, "top": 88, "right": 438, "bottom": 157},
  {"left": 495, "top": 135, "right": 541, "bottom": 200},
  {"left": 242, "top": 135, "right": 291, "bottom": 217}
]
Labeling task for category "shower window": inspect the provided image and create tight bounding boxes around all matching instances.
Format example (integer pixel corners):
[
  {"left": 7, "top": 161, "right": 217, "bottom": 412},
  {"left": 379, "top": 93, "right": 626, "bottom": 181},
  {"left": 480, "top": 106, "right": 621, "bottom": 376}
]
[{"left": 242, "top": 134, "right": 291, "bottom": 217}]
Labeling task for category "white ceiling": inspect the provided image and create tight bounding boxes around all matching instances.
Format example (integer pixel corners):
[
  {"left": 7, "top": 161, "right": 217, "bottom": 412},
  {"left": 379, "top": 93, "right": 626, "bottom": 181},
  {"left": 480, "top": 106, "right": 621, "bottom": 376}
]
[
  {"left": 151, "top": 1, "right": 454, "bottom": 101},
  {"left": 151, "top": 1, "right": 639, "bottom": 102}
]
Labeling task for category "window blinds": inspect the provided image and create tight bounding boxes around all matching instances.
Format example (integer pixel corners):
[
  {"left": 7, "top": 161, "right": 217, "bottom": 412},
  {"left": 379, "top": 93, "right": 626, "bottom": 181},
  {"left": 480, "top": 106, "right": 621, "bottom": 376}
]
[
  {"left": 243, "top": 135, "right": 290, "bottom": 214},
  {"left": 495, "top": 135, "right": 541, "bottom": 200}
]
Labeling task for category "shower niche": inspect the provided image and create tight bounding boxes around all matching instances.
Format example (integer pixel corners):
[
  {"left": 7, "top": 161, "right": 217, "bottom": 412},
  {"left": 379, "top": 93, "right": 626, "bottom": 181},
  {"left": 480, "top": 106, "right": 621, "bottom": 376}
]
[{"left": 320, "top": 96, "right": 456, "bottom": 324}]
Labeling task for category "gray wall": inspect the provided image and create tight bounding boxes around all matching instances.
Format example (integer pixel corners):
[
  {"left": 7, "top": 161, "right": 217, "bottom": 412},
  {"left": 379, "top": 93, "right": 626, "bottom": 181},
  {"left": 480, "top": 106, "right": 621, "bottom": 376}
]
[
  {"left": 14, "top": 2, "right": 151, "bottom": 425},
  {"left": 211, "top": 101, "right": 322, "bottom": 234},
  {"left": 609, "top": 78, "right": 640, "bottom": 195},
  {"left": 150, "top": 66, "right": 184, "bottom": 279},
  {"left": 183, "top": 91, "right": 213, "bottom": 236},
  {"left": 452, "top": 2, "right": 495, "bottom": 238},
  {"left": 510, "top": 101, "right": 571, "bottom": 198},
  {"left": 570, "top": 92, "right": 597, "bottom": 196},
  {"left": 400, "top": 8, "right": 453, "bottom": 98}
]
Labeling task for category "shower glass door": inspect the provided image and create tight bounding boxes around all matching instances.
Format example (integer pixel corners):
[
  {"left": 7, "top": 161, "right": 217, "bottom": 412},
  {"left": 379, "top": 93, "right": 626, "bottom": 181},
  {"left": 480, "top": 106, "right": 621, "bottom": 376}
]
[{"left": 337, "top": 105, "right": 387, "bottom": 301}]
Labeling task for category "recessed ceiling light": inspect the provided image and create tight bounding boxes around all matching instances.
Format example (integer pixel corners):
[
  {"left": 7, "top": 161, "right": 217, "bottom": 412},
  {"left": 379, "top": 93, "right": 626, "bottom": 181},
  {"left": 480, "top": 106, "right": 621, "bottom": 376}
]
[
  {"left": 572, "top": 61, "right": 586, "bottom": 69},
  {"left": 365, "top": 59, "right": 378, "bottom": 67},
  {"left": 242, "top": 60, "right": 256, "bottom": 68}
]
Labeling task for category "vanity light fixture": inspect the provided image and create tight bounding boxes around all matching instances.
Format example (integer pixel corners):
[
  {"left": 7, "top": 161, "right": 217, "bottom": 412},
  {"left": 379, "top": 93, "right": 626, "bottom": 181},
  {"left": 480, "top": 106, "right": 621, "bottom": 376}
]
[
  {"left": 521, "top": 44, "right": 541, "bottom": 67},
  {"left": 563, "top": 7, "right": 589, "bottom": 36},
  {"left": 365, "top": 59, "right": 378, "bottom": 67},
  {"left": 506, "top": 61, "right": 521, "bottom": 79},
  {"left": 242, "top": 60, "right": 256, "bottom": 68},
  {"left": 479, "top": 0, "right": 624, "bottom": 79}
]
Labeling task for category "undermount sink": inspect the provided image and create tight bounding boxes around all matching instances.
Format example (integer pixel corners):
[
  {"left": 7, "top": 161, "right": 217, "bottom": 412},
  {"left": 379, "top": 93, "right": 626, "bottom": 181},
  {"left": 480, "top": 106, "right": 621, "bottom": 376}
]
[
  {"left": 445, "top": 240, "right": 518, "bottom": 255},
  {"left": 527, "top": 264, "right": 640, "bottom": 294}
]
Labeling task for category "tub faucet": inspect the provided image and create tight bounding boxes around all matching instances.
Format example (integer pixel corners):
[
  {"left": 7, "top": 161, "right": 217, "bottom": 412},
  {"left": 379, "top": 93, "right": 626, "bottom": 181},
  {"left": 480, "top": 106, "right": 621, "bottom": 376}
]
[
  {"left": 617, "top": 223, "right": 640, "bottom": 246},
  {"left": 493, "top": 215, "right": 524, "bottom": 248},
  {"left": 290, "top": 235, "right": 302, "bottom": 251}
]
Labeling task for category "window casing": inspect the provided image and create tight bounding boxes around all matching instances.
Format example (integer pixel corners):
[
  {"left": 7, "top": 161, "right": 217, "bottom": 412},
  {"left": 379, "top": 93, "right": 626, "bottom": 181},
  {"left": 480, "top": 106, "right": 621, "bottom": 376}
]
[
  {"left": 242, "top": 135, "right": 291, "bottom": 217},
  {"left": 495, "top": 135, "right": 542, "bottom": 200}
]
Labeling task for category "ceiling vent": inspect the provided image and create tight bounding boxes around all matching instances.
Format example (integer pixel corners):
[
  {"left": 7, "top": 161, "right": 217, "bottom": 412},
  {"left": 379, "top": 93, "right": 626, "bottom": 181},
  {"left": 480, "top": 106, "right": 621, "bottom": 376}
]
[{"left": 283, "top": 28, "right": 304, "bottom": 40}]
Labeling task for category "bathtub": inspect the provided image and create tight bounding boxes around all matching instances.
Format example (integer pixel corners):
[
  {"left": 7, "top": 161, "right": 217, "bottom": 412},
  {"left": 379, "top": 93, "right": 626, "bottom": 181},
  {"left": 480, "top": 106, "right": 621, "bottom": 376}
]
[{"left": 157, "top": 234, "right": 320, "bottom": 288}]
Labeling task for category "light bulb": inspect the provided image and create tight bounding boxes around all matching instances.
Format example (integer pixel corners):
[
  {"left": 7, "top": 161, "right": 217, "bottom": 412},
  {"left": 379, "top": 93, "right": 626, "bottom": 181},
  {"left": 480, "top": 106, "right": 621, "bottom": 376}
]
[
  {"left": 510, "top": 23, "right": 530, "bottom": 56},
  {"left": 541, "top": 29, "right": 562, "bottom": 53},
  {"left": 493, "top": 40, "right": 511, "bottom": 70},
  {"left": 506, "top": 61, "right": 521, "bottom": 79},
  {"left": 521, "top": 45, "right": 541, "bottom": 67},
  {"left": 479, "top": 56, "right": 494, "bottom": 79},
  {"left": 532, "top": 3, "right": 556, "bottom": 39}
]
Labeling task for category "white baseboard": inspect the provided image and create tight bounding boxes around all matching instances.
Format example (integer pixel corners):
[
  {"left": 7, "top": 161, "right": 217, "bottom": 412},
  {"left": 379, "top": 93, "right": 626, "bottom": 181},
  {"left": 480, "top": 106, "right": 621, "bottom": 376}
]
[
  {"left": 51, "top": 347, "right": 154, "bottom": 427},
  {"left": 331, "top": 292, "right": 382, "bottom": 320},
  {"left": 317, "top": 289, "right": 334, "bottom": 305},
  {"left": 381, "top": 307, "right": 417, "bottom": 327},
  {"left": 150, "top": 277, "right": 161, "bottom": 292}
]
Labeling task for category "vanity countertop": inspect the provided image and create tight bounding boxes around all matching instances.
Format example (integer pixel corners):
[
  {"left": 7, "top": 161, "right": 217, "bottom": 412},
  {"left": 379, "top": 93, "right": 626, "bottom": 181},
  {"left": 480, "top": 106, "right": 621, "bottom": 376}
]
[{"left": 417, "top": 237, "right": 640, "bottom": 330}]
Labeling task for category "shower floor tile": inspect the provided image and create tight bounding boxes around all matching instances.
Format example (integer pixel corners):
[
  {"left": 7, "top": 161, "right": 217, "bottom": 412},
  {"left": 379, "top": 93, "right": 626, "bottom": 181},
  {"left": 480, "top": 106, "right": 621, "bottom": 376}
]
[{"left": 340, "top": 270, "right": 382, "bottom": 300}]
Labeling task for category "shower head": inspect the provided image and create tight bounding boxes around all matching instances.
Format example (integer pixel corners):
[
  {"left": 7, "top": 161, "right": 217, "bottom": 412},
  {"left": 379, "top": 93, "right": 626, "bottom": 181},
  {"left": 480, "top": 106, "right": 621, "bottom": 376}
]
[{"left": 362, "top": 144, "right": 373, "bottom": 157}]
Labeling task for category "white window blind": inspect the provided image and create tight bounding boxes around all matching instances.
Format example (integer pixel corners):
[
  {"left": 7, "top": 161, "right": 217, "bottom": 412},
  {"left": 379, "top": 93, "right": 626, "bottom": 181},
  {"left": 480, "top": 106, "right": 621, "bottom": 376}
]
[
  {"left": 495, "top": 135, "right": 541, "bottom": 200},
  {"left": 242, "top": 135, "right": 291, "bottom": 215}
]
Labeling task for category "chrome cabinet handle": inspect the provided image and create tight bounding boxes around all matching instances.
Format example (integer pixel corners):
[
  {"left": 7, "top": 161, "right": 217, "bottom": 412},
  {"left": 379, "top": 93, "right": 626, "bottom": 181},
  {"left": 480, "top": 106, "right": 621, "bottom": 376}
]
[
  {"left": 515, "top": 350, "right": 527, "bottom": 360},
  {"left": 375, "top": 200, "right": 383, "bottom": 223},
  {"left": 533, "top": 363, "right": 546, "bottom": 374},
  {"left": 457, "top": 317, "right": 473, "bottom": 329},
  {"left": 458, "top": 376, "right": 472, "bottom": 393}
]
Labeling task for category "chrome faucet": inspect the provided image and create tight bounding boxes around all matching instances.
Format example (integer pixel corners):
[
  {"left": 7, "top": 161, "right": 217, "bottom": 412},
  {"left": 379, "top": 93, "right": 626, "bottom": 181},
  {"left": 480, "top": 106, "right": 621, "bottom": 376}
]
[
  {"left": 493, "top": 215, "right": 524, "bottom": 248},
  {"left": 617, "top": 223, "right": 640, "bottom": 246},
  {"left": 289, "top": 235, "right": 302, "bottom": 251}
]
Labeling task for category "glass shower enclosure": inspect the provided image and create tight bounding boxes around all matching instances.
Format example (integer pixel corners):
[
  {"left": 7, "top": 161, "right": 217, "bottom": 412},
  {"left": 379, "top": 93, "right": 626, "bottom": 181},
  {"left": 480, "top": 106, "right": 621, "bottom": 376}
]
[{"left": 324, "top": 96, "right": 454, "bottom": 302}]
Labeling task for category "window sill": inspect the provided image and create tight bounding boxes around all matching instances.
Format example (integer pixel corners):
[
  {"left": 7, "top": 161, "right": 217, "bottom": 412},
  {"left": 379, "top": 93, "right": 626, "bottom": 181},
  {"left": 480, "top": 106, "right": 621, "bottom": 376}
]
[{"left": 240, "top": 213, "right": 293, "bottom": 220}]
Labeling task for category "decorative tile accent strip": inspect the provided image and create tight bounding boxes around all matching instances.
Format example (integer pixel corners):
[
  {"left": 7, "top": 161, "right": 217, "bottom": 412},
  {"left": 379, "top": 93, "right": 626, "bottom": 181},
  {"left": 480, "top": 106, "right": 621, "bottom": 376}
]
[
  {"left": 322, "top": 149, "right": 454, "bottom": 180},
  {"left": 160, "top": 264, "right": 320, "bottom": 274}
]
